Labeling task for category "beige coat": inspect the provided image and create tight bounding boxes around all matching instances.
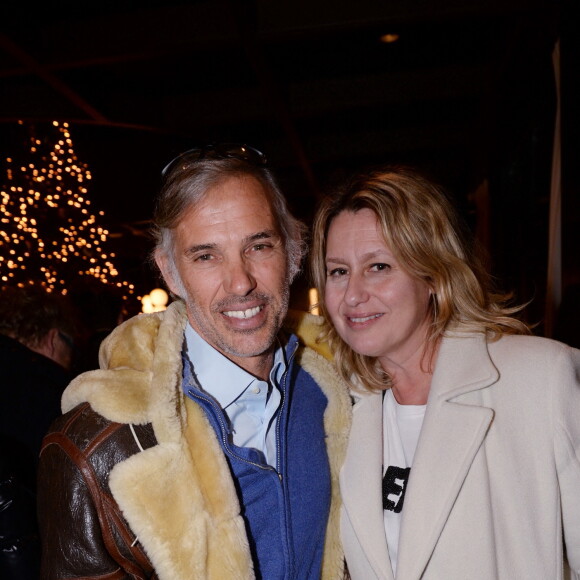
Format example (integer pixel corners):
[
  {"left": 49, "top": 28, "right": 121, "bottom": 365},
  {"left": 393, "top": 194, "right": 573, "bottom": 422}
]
[{"left": 341, "top": 332, "right": 580, "bottom": 580}]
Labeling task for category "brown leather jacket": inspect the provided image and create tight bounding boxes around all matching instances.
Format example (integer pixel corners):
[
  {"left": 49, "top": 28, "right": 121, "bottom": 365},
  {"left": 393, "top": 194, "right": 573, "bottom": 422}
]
[{"left": 38, "top": 402, "right": 159, "bottom": 578}]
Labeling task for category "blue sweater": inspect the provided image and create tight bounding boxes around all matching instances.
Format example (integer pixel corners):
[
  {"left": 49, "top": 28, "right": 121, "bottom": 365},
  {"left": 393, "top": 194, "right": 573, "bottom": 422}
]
[{"left": 183, "top": 334, "right": 330, "bottom": 579}]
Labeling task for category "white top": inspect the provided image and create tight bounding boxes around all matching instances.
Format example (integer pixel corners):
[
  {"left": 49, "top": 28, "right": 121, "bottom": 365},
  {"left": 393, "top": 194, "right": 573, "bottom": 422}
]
[{"left": 382, "top": 388, "right": 426, "bottom": 576}]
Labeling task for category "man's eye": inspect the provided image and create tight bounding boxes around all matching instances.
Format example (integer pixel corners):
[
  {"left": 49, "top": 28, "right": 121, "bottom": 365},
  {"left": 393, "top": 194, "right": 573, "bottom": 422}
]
[
  {"left": 250, "top": 243, "right": 274, "bottom": 254},
  {"left": 196, "top": 254, "right": 213, "bottom": 262}
]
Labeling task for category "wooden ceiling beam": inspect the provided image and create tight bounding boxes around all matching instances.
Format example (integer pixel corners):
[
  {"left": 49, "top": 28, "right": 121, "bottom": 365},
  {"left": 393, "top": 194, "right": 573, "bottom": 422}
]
[{"left": 0, "top": 33, "right": 108, "bottom": 123}]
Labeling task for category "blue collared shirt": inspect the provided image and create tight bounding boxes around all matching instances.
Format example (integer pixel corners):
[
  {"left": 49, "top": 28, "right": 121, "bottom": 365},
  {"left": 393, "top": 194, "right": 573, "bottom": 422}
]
[{"left": 183, "top": 323, "right": 286, "bottom": 467}]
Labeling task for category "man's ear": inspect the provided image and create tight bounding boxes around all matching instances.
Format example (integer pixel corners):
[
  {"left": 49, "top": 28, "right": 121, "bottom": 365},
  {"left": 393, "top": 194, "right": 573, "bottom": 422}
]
[
  {"left": 154, "top": 250, "right": 182, "bottom": 297},
  {"left": 34, "top": 328, "right": 59, "bottom": 360}
]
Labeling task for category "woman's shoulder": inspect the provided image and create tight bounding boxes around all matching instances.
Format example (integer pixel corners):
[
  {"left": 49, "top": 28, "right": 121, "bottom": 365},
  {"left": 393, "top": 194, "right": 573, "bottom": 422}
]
[
  {"left": 493, "top": 332, "right": 577, "bottom": 349},
  {"left": 488, "top": 333, "right": 580, "bottom": 366}
]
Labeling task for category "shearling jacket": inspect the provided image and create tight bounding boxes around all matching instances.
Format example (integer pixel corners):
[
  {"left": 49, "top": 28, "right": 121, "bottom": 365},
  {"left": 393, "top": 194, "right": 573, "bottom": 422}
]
[{"left": 37, "top": 301, "right": 352, "bottom": 579}]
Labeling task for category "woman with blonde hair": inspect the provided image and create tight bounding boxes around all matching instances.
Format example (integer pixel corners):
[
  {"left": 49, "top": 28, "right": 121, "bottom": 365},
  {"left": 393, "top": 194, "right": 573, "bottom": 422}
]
[{"left": 311, "top": 165, "right": 580, "bottom": 580}]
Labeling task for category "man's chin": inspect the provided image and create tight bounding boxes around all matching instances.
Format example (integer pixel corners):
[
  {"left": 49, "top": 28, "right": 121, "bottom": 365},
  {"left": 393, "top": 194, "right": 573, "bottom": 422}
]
[{"left": 220, "top": 334, "right": 276, "bottom": 359}]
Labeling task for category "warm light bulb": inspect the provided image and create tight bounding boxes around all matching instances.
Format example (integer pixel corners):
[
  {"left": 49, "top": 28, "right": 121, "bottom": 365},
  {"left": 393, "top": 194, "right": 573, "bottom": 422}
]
[
  {"left": 380, "top": 33, "right": 399, "bottom": 43},
  {"left": 150, "top": 287, "right": 168, "bottom": 307},
  {"left": 309, "top": 288, "right": 320, "bottom": 315}
]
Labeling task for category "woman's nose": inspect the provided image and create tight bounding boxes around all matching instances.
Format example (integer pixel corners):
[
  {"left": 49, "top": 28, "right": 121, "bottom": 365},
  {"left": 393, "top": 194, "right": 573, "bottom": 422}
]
[{"left": 344, "top": 275, "right": 368, "bottom": 306}]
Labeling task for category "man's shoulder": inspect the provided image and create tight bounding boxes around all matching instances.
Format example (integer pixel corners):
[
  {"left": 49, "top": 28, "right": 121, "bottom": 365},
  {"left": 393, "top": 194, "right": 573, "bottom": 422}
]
[
  {"left": 44, "top": 402, "right": 156, "bottom": 458},
  {"left": 99, "top": 300, "right": 187, "bottom": 370},
  {"left": 48, "top": 402, "right": 117, "bottom": 443}
]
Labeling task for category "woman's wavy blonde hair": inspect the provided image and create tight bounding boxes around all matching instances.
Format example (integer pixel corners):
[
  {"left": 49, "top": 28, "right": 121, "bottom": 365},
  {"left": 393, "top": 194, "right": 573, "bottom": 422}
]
[{"left": 310, "top": 165, "right": 531, "bottom": 392}]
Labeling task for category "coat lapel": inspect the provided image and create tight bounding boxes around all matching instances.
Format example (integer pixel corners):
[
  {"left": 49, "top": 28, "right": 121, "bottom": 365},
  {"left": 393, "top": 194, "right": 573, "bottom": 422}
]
[
  {"left": 341, "top": 390, "right": 394, "bottom": 580},
  {"left": 108, "top": 396, "right": 253, "bottom": 580},
  {"left": 396, "top": 333, "right": 498, "bottom": 579}
]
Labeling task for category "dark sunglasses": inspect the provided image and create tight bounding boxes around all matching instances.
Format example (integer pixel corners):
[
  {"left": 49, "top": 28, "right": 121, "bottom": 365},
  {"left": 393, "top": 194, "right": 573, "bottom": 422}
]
[{"left": 161, "top": 143, "right": 268, "bottom": 178}]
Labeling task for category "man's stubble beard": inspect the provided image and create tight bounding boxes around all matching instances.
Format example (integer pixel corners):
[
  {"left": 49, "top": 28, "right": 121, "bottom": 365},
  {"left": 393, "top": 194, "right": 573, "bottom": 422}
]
[{"left": 184, "top": 283, "right": 291, "bottom": 359}]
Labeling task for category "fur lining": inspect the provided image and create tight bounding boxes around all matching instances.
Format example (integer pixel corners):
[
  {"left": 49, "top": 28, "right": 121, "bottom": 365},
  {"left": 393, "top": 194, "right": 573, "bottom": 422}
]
[
  {"left": 285, "top": 309, "right": 333, "bottom": 360},
  {"left": 183, "top": 397, "right": 254, "bottom": 578},
  {"left": 109, "top": 401, "right": 253, "bottom": 579},
  {"left": 298, "top": 347, "right": 352, "bottom": 580}
]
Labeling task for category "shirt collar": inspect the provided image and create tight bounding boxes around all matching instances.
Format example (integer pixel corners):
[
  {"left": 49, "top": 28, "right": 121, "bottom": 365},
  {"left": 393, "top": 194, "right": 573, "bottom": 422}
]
[{"left": 184, "top": 322, "right": 286, "bottom": 409}]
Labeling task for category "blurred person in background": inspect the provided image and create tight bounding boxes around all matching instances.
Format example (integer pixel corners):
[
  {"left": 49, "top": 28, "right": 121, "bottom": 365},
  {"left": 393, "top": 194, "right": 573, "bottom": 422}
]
[{"left": 0, "top": 285, "right": 80, "bottom": 580}]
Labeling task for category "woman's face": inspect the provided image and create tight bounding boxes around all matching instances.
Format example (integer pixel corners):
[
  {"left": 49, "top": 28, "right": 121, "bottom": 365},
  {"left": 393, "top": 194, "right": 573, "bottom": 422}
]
[{"left": 324, "top": 208, "right": 432, "bottom": 368}]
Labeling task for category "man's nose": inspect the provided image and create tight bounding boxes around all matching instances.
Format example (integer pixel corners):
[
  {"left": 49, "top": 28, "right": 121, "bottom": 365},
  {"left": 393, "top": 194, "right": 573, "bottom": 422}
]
[{"left": 224, "top": 259, "right": 257, "bottom": 296}]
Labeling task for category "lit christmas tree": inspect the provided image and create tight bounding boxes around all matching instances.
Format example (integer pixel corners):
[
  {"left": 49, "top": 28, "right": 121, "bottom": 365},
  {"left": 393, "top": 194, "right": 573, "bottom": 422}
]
[{"left": 0, "top": 120, "right": 135, "bottom": 300}]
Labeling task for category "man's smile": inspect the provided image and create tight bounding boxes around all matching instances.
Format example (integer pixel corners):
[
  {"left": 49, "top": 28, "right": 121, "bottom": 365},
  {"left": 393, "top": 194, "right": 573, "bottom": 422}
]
[{"left": 223, "top": 305, "right": 264, "bottom": 319}]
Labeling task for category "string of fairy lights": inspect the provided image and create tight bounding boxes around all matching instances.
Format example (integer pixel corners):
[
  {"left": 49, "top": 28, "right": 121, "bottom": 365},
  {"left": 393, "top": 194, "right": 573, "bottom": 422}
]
[{"left": 0, "top": 120, "right": 135, "bottom": 299}]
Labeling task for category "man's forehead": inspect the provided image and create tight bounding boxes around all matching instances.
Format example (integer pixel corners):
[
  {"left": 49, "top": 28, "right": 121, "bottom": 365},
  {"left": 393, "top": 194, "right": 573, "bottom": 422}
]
[
  {"left": 199, "top": 175, "right": 272, "bottom": 211},
  {"left": 176, "top": 177, "right": 283, "bottom": 245}
]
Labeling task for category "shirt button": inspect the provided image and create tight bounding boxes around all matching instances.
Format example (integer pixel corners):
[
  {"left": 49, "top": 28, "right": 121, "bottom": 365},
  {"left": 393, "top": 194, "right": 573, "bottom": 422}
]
[{"left": 251, "top": 386, "right": 261, "bottom": 395}]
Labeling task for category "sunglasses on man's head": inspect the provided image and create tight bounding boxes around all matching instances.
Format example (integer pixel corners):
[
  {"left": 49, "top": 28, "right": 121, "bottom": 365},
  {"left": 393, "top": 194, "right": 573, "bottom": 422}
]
[{"left": 161, "top": 143, "right": 268, "bottom": 178}]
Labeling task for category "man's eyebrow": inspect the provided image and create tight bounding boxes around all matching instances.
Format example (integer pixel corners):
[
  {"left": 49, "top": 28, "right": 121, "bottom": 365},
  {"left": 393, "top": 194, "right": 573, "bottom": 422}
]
[
  {"left": 183, "top": 231, "right": 279, "bottom": 257},
  {"left": 244, "top": 230, "right": 279, "bottom": 244},
  {"left": 184, "top": 243, "right": 216, "bottom": 256}
]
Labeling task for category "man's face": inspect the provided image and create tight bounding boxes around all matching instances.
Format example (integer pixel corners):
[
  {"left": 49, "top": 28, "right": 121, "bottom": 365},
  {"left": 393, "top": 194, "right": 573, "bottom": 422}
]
[{"left": 157, "top": 175, "right": 291, "bottom": 377}]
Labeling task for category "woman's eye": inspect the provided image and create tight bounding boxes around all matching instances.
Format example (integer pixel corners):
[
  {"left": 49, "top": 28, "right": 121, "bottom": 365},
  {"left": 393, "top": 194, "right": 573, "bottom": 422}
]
[
  {"left": 371, "top": 263, "right": 390, "bottom": 272},
  {"left": 328, "top": 267, "right": 347, "bottom": 277}
]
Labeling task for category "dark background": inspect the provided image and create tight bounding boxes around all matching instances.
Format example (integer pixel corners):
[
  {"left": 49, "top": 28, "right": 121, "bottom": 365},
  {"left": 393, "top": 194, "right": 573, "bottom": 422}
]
[{"left": 0, "top": 0, "right": 577, "bottom": 343}]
